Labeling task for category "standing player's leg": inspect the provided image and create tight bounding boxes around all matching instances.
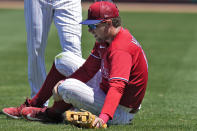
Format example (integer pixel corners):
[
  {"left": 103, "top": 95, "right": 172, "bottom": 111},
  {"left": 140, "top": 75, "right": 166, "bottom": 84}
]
[
  {"left": 28, "top": 0, "right": 82, "bottom": 106},
  {"left": 2, "top": 0, "right": 54, "bottom": 119},
  {"left": 24, "top": 0, "right": 53, "bottom": 104},
  {"left": 53, "top": 0, "right": 82, "bottom": 57}
]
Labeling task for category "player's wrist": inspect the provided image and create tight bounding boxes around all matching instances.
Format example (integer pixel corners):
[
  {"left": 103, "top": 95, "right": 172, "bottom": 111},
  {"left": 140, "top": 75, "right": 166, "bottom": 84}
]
[{"left": 99, "top": 113, "right": 110, "bottom": 124}]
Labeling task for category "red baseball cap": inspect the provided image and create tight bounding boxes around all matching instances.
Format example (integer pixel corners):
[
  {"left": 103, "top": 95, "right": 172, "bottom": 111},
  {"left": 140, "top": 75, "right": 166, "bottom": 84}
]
[{"left": 80, "top": 1, "right": 119, "bottom": 25}]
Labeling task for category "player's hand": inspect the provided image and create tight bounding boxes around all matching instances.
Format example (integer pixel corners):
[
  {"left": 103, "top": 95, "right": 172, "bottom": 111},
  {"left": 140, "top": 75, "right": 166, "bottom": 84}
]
[
  {"left": 92, "top": 116, "right": 105, "bottom": 128},
  {"left": 52, "top": 81, "right": 64, "bottom": 101}
]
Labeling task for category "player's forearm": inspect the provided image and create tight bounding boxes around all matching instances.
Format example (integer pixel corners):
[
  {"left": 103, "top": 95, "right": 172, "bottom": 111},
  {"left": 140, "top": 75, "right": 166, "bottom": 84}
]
[
  {"left": 100, "top": 80, "right": 126, "bottom": 118},
  {"left": 101, "top": 88, "right": 122, "bottom": 118}
]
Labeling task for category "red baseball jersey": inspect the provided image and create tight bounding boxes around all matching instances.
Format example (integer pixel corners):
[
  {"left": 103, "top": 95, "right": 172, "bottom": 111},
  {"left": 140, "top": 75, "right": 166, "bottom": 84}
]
[{"left": 71, "top": 27, "right": 148, "bottom": 119}]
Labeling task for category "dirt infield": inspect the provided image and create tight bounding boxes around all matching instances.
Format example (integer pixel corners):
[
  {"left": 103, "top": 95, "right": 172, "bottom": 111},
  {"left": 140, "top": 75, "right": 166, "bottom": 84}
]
[{"left": 0, "top": 1, "right": 197, "bottom": 13}]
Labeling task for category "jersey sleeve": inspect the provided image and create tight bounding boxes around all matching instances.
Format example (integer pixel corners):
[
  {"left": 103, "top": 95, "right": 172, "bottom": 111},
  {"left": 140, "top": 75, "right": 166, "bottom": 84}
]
[
  {"left": 70, "top": 43, "right": 101, "bottom": 82},
  {"left": 100, "top": 50, "right": 132, "bottom": 119},
  {"left": 109, "top": 50, "right": 132, "bottom": 82}
]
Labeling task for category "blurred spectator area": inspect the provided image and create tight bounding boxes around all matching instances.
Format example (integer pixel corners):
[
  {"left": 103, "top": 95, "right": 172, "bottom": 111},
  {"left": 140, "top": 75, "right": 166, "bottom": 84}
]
[
  {"left": 117, "top": 0, "right": 197, "bottom": 3},
  {"left": 0, "top": 0, "right": 196, "bottom": 3},
  {"left": 107, "top": 0, "right": 197, "bottom": 3}
]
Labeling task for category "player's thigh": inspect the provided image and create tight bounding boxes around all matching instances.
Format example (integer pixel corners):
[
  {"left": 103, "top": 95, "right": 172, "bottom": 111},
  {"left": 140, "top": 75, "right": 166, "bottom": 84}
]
[
  {"left": 24, "top": 0, "right": 53, "bottom": 48},
  {"left": 86, "top": 71, "right": 102, "bottom": 90},
  {"left": 54, "top": 0, "right": 82, "bottom": 25},
  {"left": 53, "top": 0, "right": 82, "bottom": 55}
]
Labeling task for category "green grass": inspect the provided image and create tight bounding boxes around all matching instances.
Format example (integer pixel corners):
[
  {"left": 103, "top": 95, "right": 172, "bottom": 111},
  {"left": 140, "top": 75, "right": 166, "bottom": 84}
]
[{"left": 0, "top": 9, "right": 197, "bottom": 130}]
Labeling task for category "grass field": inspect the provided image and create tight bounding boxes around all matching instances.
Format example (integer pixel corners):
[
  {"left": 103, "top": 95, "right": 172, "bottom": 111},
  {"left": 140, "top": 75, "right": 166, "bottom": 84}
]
[{"left": 0, "top": 9, "right": 197, "bottom": 131}]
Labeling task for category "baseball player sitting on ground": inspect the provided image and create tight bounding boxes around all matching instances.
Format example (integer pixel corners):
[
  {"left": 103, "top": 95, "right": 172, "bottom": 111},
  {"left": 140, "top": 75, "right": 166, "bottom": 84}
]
[{"left": 3, "top": 1, "right": 148, "bottom": 128}]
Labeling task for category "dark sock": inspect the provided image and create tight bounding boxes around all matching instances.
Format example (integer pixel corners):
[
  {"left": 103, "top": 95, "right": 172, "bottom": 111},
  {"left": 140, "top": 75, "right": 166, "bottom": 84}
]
[
  {"left": 30, "top": 62, "right": 66, "bottom": 107},
  {"left": 47, "top": 100, "right": 73, "bottom": 114}
]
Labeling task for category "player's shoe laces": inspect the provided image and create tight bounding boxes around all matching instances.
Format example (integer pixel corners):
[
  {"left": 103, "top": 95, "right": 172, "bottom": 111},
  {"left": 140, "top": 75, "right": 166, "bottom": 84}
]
[
  {"left": 21, "top": 107, "right": 64, "bottom": 123},
  {"left": 2, "top": 98, "right": 32, "bottom": 119}
]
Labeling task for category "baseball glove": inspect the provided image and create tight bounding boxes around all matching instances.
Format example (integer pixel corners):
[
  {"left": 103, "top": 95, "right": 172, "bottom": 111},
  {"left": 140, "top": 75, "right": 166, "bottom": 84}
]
[{"left": 65, "top": 110, "right": 107, "bottom": 129}]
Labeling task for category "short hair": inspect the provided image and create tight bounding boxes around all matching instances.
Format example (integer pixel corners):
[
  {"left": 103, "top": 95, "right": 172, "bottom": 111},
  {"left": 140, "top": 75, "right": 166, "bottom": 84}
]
[{"left": 111, "top": 16, "right": 121, "bottom": 28}]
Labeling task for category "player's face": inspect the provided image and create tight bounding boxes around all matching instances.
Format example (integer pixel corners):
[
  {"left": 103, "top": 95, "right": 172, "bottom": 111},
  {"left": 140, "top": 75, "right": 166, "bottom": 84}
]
[{"left": 88, "top": 22, "right": 110, "bottom": 43}]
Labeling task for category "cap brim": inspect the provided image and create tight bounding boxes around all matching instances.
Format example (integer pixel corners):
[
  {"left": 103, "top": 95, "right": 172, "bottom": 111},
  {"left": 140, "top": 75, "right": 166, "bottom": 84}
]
[{"left": 80, "top": 19, "right": 103, "bottom": 25}]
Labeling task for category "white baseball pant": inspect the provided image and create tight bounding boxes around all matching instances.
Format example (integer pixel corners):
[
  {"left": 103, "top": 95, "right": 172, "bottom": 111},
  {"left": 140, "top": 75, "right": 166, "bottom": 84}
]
[
  {"left": 55, "top": 51, "right": 135, "bottom": 125},
  {"left": 24, "top": 0, "right": 82, "bottom": 106}
]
